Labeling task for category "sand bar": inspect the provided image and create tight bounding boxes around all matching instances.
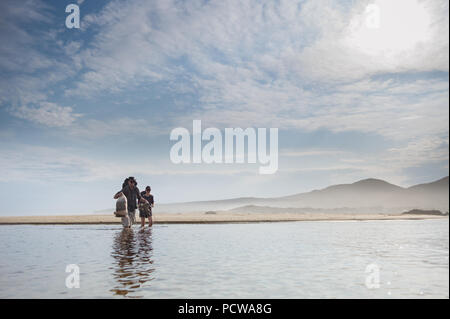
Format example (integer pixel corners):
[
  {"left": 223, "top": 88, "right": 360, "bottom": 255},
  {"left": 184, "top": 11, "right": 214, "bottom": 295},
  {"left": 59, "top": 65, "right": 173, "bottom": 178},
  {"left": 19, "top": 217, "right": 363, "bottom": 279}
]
[{"left": 0, "top": 212, "right": 447, "bottom": 225}]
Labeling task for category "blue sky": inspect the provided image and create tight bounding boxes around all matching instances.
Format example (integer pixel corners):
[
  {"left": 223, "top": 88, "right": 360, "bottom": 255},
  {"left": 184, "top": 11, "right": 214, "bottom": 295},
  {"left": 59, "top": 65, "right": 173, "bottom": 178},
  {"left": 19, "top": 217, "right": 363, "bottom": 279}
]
[{"left": 0, "top": 0, "right": 448, "bottom": 215}]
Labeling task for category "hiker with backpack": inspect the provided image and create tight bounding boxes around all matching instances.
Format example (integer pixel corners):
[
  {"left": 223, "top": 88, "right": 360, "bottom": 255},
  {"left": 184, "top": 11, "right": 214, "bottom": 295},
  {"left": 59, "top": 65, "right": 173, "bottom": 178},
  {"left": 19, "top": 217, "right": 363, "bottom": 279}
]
[{"left": 114, "top": 177, "right": 148, "bottom": 228}]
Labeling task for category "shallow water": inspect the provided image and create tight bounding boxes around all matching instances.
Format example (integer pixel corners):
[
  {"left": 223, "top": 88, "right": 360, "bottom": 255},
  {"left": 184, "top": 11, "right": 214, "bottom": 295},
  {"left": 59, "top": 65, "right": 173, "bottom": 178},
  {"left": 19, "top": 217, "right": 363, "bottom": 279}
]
[{"left": 0, "top": 219, "right": 448, "bottom": 298}]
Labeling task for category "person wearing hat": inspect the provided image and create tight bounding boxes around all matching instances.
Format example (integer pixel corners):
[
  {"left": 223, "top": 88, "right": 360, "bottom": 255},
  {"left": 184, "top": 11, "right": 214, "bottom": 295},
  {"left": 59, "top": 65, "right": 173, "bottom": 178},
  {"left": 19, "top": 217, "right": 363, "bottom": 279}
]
[
  {"left": 140, "top": 186, "right": 154, "bottom": 227},
  {"left": 114, "top": 177, "right": 148, "bottom": 228}
]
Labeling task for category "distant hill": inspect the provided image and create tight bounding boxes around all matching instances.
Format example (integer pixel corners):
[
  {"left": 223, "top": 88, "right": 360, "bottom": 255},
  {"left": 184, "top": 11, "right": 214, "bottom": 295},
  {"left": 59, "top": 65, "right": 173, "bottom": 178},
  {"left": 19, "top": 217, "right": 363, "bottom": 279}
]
[
  {"left": 408, "top": 176, "right": 449, "bottom": 192},
  {"left": 154, "top": 176, "right": 449, "bottom": 214},
  {"left": 402, "top": 209, "right": 447, "bottom": 216}
]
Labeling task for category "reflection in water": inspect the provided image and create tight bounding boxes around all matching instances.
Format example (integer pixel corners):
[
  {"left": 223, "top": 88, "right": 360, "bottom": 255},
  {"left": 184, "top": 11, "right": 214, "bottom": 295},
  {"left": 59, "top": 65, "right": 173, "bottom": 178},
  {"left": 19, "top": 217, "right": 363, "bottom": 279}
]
[
  {"left": 110, "top": 228, "right": 155, "bottom": 297},
  {"left": 0, "top": 220, "right": 448, "bottom": 298}
]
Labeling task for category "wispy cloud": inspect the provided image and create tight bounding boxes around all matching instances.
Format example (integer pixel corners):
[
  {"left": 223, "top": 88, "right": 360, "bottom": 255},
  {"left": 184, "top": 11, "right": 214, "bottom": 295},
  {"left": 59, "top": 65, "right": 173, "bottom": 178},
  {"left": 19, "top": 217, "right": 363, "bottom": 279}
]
[
  {"left": 0, "top": 144, "right": 260, "bottom": 183},
  {"left": 2, "top": 0, "right": 448, "bottom": 135},
  {"left": 10, "top": 102, "right": 82, "bottom": 127}
]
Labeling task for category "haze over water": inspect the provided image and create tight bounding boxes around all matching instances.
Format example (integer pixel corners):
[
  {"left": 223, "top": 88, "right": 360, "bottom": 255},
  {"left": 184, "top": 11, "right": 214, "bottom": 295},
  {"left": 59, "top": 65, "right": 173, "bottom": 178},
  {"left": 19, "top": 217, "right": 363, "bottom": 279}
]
[{"left": 0, "top": 219, "right": 448, "bottom": 298}]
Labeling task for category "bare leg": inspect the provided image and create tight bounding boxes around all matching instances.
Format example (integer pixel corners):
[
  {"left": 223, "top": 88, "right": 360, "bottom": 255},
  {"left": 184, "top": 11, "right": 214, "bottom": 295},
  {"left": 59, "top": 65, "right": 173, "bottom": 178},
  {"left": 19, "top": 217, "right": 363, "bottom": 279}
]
[
  {"left": 121, "top": 215, "right": 130, "bottom": 228},
  {"left": 128, "top": 210, "right": 136, "bottom": 226},
  {"left": 148, "top": 216, "right": 153, "bottom": 227},
  {"left": 140, "top": 217, "right": 145, "bottom": 227}
]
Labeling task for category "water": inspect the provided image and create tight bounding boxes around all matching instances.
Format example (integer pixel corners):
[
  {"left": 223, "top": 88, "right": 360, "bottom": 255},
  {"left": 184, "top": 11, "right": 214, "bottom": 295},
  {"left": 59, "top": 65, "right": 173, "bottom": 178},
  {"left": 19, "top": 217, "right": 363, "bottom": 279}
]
[{"left": 0, "top": 219, "right": 448, "bottom": 298}]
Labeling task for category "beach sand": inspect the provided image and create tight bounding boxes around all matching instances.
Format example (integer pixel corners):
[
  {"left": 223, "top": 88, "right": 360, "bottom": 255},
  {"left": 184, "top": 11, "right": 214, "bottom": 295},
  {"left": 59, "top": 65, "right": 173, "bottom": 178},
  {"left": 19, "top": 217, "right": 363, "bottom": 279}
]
[{"left": 0, "top": 212, "right": 447, "bottom": 224}]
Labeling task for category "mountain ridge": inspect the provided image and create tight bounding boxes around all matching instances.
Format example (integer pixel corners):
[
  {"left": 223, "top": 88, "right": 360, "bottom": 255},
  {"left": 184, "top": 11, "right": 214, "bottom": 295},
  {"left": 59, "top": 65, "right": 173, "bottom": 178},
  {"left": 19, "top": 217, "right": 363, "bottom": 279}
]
[{"left": 153, "top": 176, "right": 449, "bottom": 213}]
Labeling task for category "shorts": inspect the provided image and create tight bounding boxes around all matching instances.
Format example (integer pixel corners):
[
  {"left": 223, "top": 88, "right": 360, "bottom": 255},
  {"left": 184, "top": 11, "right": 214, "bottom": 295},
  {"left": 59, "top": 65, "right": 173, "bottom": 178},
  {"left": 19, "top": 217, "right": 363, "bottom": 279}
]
[
  {"left": 139, "top": 209, "right": 152, "bottom": 218},
  {"left": 139, "top": 204, "right": 152, "bottom": 218}
]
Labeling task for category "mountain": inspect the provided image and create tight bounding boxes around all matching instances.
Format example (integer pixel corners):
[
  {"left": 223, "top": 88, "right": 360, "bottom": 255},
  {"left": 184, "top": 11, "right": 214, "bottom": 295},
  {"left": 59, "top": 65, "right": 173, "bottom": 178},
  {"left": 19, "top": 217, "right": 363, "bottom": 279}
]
[
  {"left": 155, "top": 176, "right": 449, "bottom": 214},
  {"left": 408, "top": 176, "right": 449, "bottom": 192},
  {"left": 273, "top": 178, "right": 405, "bottom": 208}
]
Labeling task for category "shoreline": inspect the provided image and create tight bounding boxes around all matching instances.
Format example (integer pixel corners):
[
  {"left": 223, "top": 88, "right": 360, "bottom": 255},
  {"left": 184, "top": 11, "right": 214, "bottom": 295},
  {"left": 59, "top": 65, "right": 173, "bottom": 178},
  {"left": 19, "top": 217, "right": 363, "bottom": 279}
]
[{"left": 0, "top": 212, "right": 447, "bottom": 225}]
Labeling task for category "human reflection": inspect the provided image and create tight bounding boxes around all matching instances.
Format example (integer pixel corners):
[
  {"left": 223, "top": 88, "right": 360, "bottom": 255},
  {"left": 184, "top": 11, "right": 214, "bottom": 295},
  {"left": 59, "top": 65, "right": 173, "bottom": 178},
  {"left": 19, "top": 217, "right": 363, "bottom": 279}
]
[{"left": 110, "top": 227, "right": 155, "bottom": 297}]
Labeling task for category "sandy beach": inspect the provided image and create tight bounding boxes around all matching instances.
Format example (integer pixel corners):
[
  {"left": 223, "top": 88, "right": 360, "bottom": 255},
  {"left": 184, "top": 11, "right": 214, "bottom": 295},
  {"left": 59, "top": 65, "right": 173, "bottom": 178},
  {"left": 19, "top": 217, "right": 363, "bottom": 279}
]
[{"left": 0, "top": 212, "right": 447, "bottom": 225}]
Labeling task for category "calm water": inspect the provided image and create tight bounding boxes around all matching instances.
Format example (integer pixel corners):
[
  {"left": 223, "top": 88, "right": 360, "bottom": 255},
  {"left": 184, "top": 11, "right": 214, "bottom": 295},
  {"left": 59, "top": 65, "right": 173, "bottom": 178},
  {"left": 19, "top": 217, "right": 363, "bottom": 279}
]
[{"left": 0, "top": 219, "right": 448, "bottom": 298}]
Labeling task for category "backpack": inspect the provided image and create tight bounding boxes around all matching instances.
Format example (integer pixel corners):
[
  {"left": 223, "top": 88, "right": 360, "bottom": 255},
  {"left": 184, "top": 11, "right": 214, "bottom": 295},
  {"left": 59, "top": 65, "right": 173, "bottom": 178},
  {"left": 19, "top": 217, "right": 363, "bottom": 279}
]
[{"left": 114, "top": 193, "right": 128, "bottom": 217}]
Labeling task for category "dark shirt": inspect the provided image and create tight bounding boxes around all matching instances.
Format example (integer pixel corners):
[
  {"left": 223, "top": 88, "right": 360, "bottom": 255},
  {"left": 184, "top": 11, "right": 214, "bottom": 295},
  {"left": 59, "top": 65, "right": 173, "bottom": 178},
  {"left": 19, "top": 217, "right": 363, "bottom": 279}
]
[
  {"left": 140, "top": 192, "right": 154, "bottom": 206},
  {"left": 116, "top": 185, "right": 141, "bottom": 211}
]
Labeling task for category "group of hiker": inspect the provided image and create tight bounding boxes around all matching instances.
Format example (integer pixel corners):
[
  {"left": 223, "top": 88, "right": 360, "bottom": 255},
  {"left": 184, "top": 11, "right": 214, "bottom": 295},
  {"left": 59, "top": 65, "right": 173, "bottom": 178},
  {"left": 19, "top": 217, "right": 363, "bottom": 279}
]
[{"left": 114, "top": 177, "right": 154, "bottom": 228}]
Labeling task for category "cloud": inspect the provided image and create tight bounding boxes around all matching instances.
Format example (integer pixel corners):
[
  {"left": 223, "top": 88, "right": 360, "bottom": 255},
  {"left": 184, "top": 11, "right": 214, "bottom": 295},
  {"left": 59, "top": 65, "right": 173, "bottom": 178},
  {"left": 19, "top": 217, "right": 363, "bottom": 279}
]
[
  {"left": 280, "top": 149, "right": 350, "bottom": 157},
  {"left": 10, "top": 102, "right": 82, "bottom": 127},
  {"left": 0, "top": 0, "right": 54, "bottom": 73},
  {"left": 295, "top": 0, "right": 449, "bottom": 82},
  {"left": 188, "top": 75, "right": 449, "bottom": 149},
  {"left": 2, "top": 0, "right": 448, "bottom": 135},
  {"left": 280, "top": 137, "right": 449, "bottom": 187},
  {"left": 0, "top": 144, "right": 258, "bottom": 183},
  {"left": 0, "top": 0, "right": 448, "bottom": 190},
  {"left": 62, "top": 0, "right": 447, "bottom": 143},
  {"left": 387, "top": 136, "right": 449, "bottom": 168},
  {"left": 0, "top": 145, "right": 125, "bottom": 182},
  {"left": 67, "top": 117, "right": 162, "bottom": 139},
  {"left": 8, "top": 103, "right": 164, "bottom": 139}
]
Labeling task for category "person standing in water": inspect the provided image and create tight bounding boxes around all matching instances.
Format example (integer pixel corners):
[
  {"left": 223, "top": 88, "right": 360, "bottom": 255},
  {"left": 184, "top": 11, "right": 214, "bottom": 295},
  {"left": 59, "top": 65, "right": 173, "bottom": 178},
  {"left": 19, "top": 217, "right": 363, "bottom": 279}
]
[
  {"left": 114, "top": 177, "right": 148, "bottom": 228},
  {"left": 140, "top": 186, "right": 154, "bottom": 227}
]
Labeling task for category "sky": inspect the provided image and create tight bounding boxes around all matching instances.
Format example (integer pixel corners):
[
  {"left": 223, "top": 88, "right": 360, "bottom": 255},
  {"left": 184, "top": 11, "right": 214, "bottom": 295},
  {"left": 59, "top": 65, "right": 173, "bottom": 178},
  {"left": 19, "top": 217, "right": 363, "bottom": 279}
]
[{"left": 0, "top": 0, "right": 448, "bottom": 215}]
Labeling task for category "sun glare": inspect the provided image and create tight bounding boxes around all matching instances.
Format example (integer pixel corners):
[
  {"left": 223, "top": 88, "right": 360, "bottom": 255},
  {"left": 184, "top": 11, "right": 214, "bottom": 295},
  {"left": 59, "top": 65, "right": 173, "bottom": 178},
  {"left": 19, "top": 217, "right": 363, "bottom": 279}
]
[{"left": 346, "top": 0, "right": 432, "bottom": 56}]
